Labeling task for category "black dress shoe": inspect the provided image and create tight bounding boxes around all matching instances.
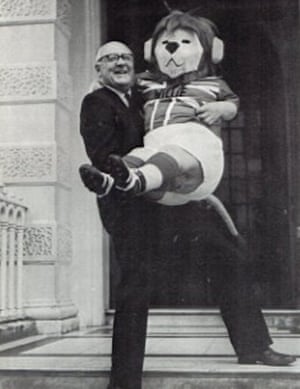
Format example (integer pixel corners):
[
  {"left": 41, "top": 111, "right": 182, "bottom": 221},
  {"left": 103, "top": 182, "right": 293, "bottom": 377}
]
[{"left": 238, "top": 347, "right": 296, "bottom": 366}]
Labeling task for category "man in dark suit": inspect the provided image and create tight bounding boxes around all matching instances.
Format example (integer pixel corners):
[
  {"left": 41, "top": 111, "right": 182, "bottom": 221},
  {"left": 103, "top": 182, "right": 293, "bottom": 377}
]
[
  {"left": 80, "top": 41, "right": 160, "bottom": 389},
  {"left": 79, "top": 41, "right": 295, "bottom": 389}
]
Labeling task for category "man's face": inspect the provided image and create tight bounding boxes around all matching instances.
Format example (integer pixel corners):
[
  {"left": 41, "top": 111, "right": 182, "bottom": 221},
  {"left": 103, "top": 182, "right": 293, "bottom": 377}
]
[{"left": 95, "top": 42, "right": 134, "bottom": 92}]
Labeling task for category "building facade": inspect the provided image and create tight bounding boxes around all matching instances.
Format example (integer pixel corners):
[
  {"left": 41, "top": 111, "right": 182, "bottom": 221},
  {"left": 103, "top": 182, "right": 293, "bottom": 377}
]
[{"left": 0, "top": 0, "right": 299, "bottom": 334}]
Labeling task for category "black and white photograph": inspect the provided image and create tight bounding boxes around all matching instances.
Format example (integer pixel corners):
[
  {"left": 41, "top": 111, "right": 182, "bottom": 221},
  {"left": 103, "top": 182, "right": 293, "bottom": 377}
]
[{"left": 0, "top": 0, "right": 299, "bottom": 388}]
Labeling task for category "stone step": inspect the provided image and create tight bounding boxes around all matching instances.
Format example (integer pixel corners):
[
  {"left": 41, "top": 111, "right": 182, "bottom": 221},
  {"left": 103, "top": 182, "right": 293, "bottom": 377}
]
[
  {"left": 0, "top": 327, "right": 298, "bottom": 389},
  {"left": 9, "top": 332, "right": 296, "bottom": 357},
  {"left": 105, "top": 309, "right": 300, "bottom": 333},
  {"left": 0, "top": 357, "right": 299, "bottom": 389}
]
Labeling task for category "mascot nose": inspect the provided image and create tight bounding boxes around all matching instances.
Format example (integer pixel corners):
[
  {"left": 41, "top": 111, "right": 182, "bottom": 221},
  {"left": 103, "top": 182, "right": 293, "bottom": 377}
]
[{"left": 166, "top": 41, "right": 179, "bottom": 54}]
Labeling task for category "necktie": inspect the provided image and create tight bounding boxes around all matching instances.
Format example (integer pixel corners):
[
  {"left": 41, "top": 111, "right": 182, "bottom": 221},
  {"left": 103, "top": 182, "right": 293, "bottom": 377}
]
[{"left": 124, "top": 92, "right": 131, "bottom": 107}]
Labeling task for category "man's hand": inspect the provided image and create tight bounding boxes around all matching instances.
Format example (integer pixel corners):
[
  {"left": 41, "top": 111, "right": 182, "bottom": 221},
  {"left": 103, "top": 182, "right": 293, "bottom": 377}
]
[{"left": 197, "top": 101, "right": 237, "bottom": 125}]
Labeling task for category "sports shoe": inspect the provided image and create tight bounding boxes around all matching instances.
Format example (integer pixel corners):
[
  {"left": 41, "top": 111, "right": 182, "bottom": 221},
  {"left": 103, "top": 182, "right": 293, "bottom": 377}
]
[
  {"left": 79, "top": 164, "right": 114, "bottom": 198},
  {"left": 107, "top": 154, "right": 146, "bottom": 196}
]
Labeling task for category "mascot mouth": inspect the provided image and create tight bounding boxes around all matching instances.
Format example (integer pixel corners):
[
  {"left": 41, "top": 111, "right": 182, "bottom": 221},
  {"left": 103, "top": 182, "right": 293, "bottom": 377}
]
[{"left": 166, "top": 58, "right": 183, "bottom": 68}]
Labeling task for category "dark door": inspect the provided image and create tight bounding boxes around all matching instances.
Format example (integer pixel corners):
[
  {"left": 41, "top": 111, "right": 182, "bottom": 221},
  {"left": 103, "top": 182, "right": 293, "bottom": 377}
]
[{"left": 106, "top": 0, "right": 298, "bottom": 308}]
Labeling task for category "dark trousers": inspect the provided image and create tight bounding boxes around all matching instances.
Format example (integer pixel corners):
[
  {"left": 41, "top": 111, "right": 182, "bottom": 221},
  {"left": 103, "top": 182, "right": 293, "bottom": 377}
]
[{"left": 108, "top": 204, "right": 272, "bottom": 389}]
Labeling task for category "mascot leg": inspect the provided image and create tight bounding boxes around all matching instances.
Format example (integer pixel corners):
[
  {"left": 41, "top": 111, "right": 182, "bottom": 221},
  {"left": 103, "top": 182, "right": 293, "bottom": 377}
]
[
  {"left": 107, "top": 154, "right": 163, "bottom": 195},
  {"left": 108, "top": 146, "right": 203, "bottom": 198}
]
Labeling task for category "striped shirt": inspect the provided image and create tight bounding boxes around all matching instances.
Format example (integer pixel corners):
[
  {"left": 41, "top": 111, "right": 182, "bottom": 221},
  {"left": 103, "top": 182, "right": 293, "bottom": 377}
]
[{"left": 138, "top": 75, "right": 239, "bottom": 136}]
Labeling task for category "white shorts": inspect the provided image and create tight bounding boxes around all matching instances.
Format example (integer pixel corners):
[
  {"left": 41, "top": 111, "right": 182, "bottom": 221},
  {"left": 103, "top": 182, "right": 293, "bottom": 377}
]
[{"left": 128, "top": 122, "right": 224, "bottom": 206}]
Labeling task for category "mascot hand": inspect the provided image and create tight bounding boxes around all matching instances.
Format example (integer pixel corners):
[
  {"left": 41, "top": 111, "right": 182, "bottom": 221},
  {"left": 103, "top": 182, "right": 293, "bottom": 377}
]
[{"left": 197, "top": 101, "right": 237, "bottom": 125}]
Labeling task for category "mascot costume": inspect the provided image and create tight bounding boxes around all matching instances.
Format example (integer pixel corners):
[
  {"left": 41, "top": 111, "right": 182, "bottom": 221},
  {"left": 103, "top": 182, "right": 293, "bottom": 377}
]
[
  {"left": 107, "top": 11, "right": 239, "bottom": 207},
  {"left": 80, "top": 10, "right": 240, "bottom": 235}
]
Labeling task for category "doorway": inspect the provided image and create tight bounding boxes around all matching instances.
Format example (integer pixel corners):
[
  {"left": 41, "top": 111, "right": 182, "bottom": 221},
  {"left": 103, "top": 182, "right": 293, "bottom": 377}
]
[{"left": 106, "top": 0, "right": 297, "bottom": 308}]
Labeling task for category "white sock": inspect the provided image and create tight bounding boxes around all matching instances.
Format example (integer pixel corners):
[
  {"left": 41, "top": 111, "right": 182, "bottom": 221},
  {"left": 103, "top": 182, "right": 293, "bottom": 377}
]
[
  {"left": 97, "top": 174, "right": 114, "bottom": 198},
  {"left": 138, "top": 164, "right": 163, "bottom": 191},
  {"left": 115, "top": 169, "right": 139, "bottom": 191}
]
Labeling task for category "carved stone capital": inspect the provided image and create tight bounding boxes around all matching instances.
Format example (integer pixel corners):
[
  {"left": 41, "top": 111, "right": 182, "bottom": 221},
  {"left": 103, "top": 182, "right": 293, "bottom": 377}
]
[
  {"left": 0, "top": 143, "right": 71, "bottom": 186},
  {"left": 0, "top": 143, "right": 55, "bottom": 183},
  {"left": 23, "top": 222, "right": 56, "bottom": 260},
  {"left": 0, "top": 62, "right": 72, "bottom": 108},
  {"left": 23, "top": 222, "right": 72, "bottom": 262},
  {"left": 0, "top": 0, "right": 55, "bottom": 23},
  {"left": 0, "top": 62, "right": 55, "bottom": 103},
  {"left": 0, "top": 0, "right": 71, "bottom": 36}
]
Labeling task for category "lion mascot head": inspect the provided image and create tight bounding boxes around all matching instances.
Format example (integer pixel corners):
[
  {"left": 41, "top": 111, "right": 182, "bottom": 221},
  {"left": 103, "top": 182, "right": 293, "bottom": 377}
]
[{"left": 144, "top": 10, "right": 224, "bottom": 79}]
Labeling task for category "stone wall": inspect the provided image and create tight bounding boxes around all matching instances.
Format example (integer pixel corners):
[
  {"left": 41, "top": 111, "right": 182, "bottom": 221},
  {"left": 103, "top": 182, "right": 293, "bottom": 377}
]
[{"left": 0, "top": 0, "right": 85, "bottom": 333}]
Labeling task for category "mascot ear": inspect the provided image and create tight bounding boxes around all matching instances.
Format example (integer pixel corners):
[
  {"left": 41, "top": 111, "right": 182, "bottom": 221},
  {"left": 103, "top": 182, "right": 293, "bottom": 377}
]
[
  {"left": 144, "top": 38, "right": 153, "bottom": 63},
  {"left": 212, "top": 36, "right": 224, "bottom": 64}
]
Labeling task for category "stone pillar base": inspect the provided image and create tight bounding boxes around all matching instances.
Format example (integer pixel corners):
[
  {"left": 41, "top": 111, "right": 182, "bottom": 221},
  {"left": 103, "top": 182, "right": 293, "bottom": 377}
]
[
  {"left": 34, "top": 316, "right": 79, "bottom": 335},
  {"left": 0, "top": 320, "right": 38, "bottom": 344},
  {"left": 25, "top": 303, "right": 79, "bottom": 334}
]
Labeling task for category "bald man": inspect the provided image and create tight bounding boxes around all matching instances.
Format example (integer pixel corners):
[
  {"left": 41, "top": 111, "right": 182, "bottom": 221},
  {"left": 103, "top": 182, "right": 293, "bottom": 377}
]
[
  {"left": 79, "top": 41, "right": 159, "bottom": 389},
  {"left": 95, "top": 41, "right": 135, "bottom": 90}
]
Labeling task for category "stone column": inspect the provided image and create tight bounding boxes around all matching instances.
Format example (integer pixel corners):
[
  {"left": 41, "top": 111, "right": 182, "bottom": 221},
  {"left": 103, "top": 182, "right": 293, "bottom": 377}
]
[
  {"left": 0, "top": 0, "right": 78, "bottom": 333},
  {"left": 69, "top": 0, "right": 108, "bottom": 327}
]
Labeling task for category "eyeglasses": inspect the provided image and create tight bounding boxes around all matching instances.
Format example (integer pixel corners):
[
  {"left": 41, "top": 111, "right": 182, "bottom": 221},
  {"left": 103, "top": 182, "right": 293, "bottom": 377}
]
[{"left": 98, "top": 53, "right": 134, "bottom": 63}]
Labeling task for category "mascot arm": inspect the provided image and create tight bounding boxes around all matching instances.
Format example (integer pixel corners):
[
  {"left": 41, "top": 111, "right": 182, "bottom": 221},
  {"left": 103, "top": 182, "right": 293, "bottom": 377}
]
[
  {"left": 219, "top": 101, "right": 238, "bottom": 121},
  {"left": 197, "top": 101, "right": 237, "bottom": 125},
  {"left": 218, "top": 78, "right": 240, "bottom": 109},
  {"left": 197, "top": 79, "right": 239, "bottom": 124}
]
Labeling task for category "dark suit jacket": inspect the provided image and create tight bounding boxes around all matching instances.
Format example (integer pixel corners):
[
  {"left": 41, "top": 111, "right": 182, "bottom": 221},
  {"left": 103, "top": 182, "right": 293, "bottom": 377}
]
[
  {"left": 80, "top": 86, "right": 154, "bottom": 235},
  {"left": 80, "top": 86, "right": 144, "bottom": 171}
]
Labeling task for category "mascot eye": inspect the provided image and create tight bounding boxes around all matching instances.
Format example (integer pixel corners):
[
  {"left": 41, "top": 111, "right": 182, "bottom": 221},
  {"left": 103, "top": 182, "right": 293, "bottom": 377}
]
[
  {"left": 181, "top": 39, "right": 191, "bottom": 44},
  {"left": 162, "top": 40, "right": 168, "bottom": 45}
]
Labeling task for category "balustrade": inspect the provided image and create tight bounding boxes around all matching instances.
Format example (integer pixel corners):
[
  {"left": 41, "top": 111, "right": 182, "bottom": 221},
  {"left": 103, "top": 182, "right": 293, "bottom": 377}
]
[{"left": 0, "top": 187, "right": 27, "bottom": 320}]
